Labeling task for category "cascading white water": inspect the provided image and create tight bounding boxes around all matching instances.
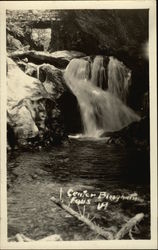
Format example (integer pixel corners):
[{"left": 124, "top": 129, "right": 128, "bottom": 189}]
[
  {"left": 64, "top": 57, "right": 140, "bottom": 138},
  {"left": 91, "top": 56, "right": 106, "bottom": 89},
  {"left": 66, "top": 58, "right": 91, "bottom": 81},
  {"left": 108, "top": 56, "right": 131, "bottom": 103}
]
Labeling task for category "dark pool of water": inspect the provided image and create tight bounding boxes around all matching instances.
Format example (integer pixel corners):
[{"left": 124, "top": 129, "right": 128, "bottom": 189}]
[{"left": 7, "top": 138, "right": 150, "bottom": 241}]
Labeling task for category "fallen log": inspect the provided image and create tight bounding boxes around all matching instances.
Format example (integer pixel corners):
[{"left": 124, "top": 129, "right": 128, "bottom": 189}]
[
  {"left": 8, "top": 50, "right": 69, "bottom": 69},
  {"left": 13, "top": 199, "right": 144, "bottom": 242},
  {"left": 50, "top": 196, "right": 144, "bottom": 240},
  {"left": 114, "top": 212, "right": 144, "bottom": 239},
  {"left": 14, "top": 233, "right": 62, "bottom": 242},
  {"left": 50, "top": 196, "right": 113, "bottom": 240}
]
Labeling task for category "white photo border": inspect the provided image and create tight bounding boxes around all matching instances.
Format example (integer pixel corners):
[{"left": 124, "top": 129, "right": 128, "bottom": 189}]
[{"left": 0, "top": 1, "right": 157, "bottom": 249}]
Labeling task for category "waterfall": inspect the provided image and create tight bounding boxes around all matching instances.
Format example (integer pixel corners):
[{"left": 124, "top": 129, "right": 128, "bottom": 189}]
[
  {"left": 108, "top": 56, "right": 131, "bottom": 103},
  {"left": 91, "top": 56, "right": 106, "bottom": 89},
  {"left": 37, "top": 65, "right": 40, "bottom": 80},
  {"left": 64, "top": 57, "right": 140, "bottom": 138},
  {"left": 65, "top": 58, "right": 91, "bottom": 81}
]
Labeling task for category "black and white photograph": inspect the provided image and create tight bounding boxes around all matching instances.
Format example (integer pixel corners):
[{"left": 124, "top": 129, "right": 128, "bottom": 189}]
[{"left": 0, "top": 1, "right": 157, "bottom": 249}]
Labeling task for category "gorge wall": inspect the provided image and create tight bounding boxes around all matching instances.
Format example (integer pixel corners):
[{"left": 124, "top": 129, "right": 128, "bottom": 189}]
[{"left": 49, "top": 10, "right": 148, "bottom": 56}]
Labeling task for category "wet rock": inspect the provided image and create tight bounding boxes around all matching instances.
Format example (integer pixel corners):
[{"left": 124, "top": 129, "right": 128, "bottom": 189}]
[{"left": 104, "top": 116, "right": 149, "bottom": 149}]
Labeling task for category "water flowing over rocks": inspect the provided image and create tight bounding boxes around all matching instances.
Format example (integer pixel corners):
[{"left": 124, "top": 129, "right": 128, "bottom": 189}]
[
  {"left": 6, "top": 9, "right": 149, "bottom": 146},
  {"left": 91, "top": 56, "right": 109, "bottom": 90},
  {"left": 7, "top": 52, "right": 148, "bottom": 147},
  {"left": 64, "top": 57, "right": 140, "bottom": 138},
  {"left": 108, "top": 57, "right": 131, "bottom": 103}
]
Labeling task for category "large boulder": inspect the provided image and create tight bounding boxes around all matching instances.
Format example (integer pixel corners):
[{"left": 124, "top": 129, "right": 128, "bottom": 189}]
[
  {"left": 9, "top": 50, "right": 70, "bottom": 69},
  {"left": 103, "top": 116, "right": 149, "bottom": 149},
  {"left": 38, "top": 63, "right": 83, "bottom": 134},
  {"left": 50, "top": 50, "right": 86, "bottom": 61},
  {"left": 49, "top": 10, "right": 148, "bottom": 56},
  {"left": 7, "top": 58, "right": 67, "bottom": 148}
]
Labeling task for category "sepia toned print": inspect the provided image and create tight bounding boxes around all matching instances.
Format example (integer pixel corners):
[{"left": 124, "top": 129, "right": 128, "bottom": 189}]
[{"left": 0, "top": 1, "right": 157, "bottom": 249}]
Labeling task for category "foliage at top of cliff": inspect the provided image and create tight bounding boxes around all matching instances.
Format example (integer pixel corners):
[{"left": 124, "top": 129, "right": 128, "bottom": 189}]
[
  {"left": 7, "top": 9, "right": 148, "bottom": 58},
  {"left": 6, "top": 10, "right": 59, "bottom": 25},
  {"left": 6, "top": 10, "right": 58, "bottom": 51}
]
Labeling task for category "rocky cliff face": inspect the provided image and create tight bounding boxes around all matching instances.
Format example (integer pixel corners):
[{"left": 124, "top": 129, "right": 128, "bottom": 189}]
[
  {"left": 7, "top": 9, "right": 148, "bottom": 57},
  {"left": 7, "top": 57, "right": 80, "bottom": 149},
  {"left": 49, "top": 10, "right": 148, "bottom": 57}
]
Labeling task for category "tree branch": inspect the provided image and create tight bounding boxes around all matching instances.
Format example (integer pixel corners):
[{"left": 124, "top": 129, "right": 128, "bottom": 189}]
[
  {"left": 114, "top": 213, "right": 144, "bottom": 239},
  {"left": 50, "top": 196, "right": 114, "bottom": 240},
  {"left": 50, "top": 196, "right": 144, "bottom": 240},
  {"left": 8, "top": 50, "right": 69, "bottom": 68}
]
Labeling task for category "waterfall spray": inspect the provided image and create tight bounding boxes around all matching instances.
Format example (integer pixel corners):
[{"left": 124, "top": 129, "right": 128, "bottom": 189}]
[
  {"left": 108, "top": 56, "right": 131, "bottom": 103},
  {"left": 37, "top": 65, "right": 40, "bottom": 80},
  {"left": 64, "top": 57, "right": 140, "bottom": 138},
  {"left": 91, "top": 56, "right": 106, "bottom": 89}
]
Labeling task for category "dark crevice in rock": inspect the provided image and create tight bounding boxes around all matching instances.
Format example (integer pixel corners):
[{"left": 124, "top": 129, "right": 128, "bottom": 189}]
[{"left": 58, "top": 92, "right": 83, "bottom": 134}]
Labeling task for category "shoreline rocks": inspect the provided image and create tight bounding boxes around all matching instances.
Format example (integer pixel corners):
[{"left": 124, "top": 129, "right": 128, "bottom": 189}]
[{"left": 102, "top": 116, "right": 149, "bottom": 150}]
